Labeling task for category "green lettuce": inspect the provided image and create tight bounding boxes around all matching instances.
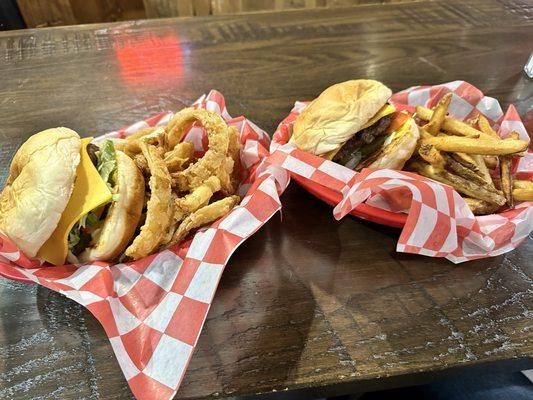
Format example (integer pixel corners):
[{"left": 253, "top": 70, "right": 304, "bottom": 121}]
[
  {"left": 96, "top": 140, "right": 117, "bottom": 190},
  {"left": 68, "top": 211, "right": 98, "bottom": 250}
]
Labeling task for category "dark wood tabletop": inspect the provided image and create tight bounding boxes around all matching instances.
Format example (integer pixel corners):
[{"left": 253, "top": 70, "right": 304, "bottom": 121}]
[{"left": 1, "top": 0, "right": 532, "bottom": 399}]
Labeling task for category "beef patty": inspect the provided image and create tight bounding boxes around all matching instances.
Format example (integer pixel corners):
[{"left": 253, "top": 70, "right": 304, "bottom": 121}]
[{"left": 333, "top": 114, "right": 393, "bottom": 166}]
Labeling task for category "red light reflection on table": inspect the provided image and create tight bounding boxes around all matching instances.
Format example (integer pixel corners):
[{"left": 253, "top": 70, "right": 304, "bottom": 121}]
[{"left": 113, "top": 34, "right": 185, "bottom": 86}]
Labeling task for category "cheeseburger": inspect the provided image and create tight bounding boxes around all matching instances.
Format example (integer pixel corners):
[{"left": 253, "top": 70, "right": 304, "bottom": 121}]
[
  {"left": 290, "top": 79, "right": 420, "bottom": 170},
  {"left": 0, "top": 128, "right": 144, "bottom": 265}
]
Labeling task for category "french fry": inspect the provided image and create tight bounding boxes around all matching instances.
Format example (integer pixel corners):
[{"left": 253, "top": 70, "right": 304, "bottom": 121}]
[
  {"left": 477, "top": 115, "right": 500, "bottom": 139},
  {"left": 499, "top": 156, "right": 513, "bottom": 207},
  {"left": 422, "top": 136, "right": 528, "bottom": 155},
  {"left": 514, "top": 180, "right": 533, "bottom": 190},
  {"left": 443, "top": 154, "right": 488, "bottom": 187},
  {"left": 409, "top": 161, "right": 506, "bottom": 206},
  {"left": 513, "top": 180, "right": 533, "bottom": 201},
  {"left": 465, "top": 114, "right": 479, "bottom": 127},
  {"left": 425, "top": 93, "right": 451, "bottom": 135},
  {"left": 463, "top": 198, "right": 500, "bottom": 215},
  {"left": 451, "top": 153, "right": 479, "bottom": 172},
  {"left": 416, "top": 106, "right": 493, "bottom": 139},
  {"left": 483, "top": 155, "right": 499, "bottom": 169},
  {"left": 505, "top": 131, "right": 520, "bottom": 140},
  {"left": 471, "top": 154, "right": 493, "bottom": 187},
  {"left": 418, "top": 142, "right": 445, "bottom": 168}
]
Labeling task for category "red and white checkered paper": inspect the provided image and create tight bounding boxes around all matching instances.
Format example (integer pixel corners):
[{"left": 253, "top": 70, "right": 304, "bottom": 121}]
[
  {"left": 0, "top": 90, "right": 289, "bottom": 400},
  {"left": 270, "top": 81, "right": 533, "bottom": 263}
]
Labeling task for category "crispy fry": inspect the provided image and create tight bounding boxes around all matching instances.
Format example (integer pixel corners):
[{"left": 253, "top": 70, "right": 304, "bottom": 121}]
[
  {"left": 418, "top": 142, "right": 445, "bottom": 168},
  {"left": 514, "top": 180, "right": 533, "bottom": 190},
  {"left": 125, "top": 143, "right": 173, "bottom": 260},
  {"left": 168, "top": 195, "right": 240, "bottom": 246},
  {"left": 443, "top": 154, "right": 487, "bottom": 187},
  {"left": 164, "top": 142, "right": 194, "bottom": 172},
  {"left": 451, "top": 153, "right": 479, "bottom": 172},
  {"left": 409, "top": 161, "right": 506, "bottom": 206},
  {"left": 471, "top": 154, "right": 493, "bottom": 187},
  {"left": 464, "top": 114, "right": 479, "bottom": 127},
  {"left": 513, "top": 189, "right": 533, "bottom": 201},
  {"left": 500, "top": 156, "right": 513, "bottom": 207},
  {"left": 422, "top": 136, "right": 528, "bottom": 155},
  {"left": 478, "top": 115, "right": 500, "bottom": 139},
  {"left": 463, "top": 198, "right": 500, "bottom": 215},
  {"left": 425, "top": 93, "right": 451, "bottom": 135},
  {"left": 505, "top": 131, "right": 520, "bottom": 140},
  {"left": 483, "top": 155, "right": 499, "bottom": 169},
  {"left": 416, "top": 106, "right": 490, "bottom": 139}
]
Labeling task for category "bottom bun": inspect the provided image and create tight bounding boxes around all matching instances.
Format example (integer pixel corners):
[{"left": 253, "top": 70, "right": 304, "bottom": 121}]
[
  {"left": 78, "top": 151, "right": 145, "bottom": 262},
  {"left": 359, "top": 118, "right": 420, "bottom": 170}
]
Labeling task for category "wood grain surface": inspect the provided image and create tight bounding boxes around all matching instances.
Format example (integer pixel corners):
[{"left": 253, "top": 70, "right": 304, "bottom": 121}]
[{"left": 0, "top": 0, "right": 532, "bottom": 399}]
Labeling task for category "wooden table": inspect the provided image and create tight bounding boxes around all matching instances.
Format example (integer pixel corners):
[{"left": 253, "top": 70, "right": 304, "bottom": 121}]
[{"left": 0, "top": 0, "right": 532, "bottom": 398}]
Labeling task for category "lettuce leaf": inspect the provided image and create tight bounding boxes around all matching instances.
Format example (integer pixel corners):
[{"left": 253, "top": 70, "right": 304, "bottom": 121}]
[
  {"left": 96, "top": 140, "right": 117, "bottom": 190},
  {"left": 67, "top": 211, "right": 98, "bottom": 250}
]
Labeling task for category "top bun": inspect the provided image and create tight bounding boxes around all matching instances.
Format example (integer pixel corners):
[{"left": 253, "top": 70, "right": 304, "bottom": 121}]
[
  {"left": 0, "top": 128, "right": 81, "bottom": 256},
  {"left": 290, "top": 80, "right": 392, "bottom": 155}
]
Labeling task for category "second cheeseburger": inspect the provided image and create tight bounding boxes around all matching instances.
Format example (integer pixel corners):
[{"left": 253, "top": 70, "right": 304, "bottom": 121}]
[{"left": 290, "top": 79, "right": 419, "bottom": 170}]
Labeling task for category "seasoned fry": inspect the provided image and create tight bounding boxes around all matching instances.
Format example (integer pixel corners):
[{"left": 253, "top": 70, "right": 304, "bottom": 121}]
[
  {"left": 465, "top": 114, "right": 479, "bottom": 127},
  {"left": 443, "top": 154, "right": 487, "bottom": 187},
  {"left": 500, "top": 156, "right": 513, "bottom": 207},
  {"left": 472, "top": 154, "right": 493, "bottom": 187},
  {"left": 125, "top": 143, "right": 173, "bottom": 260},
  {"left": 483, "top": 155, "right": 499, "bottom": 170},
  {"left": 418, "top": 142, "right": 445, "bottom": 168},
  {"left": 513, "top": 188, "right": 533, "bottom": 202},
  {"left": 422, "top": 136, "right": 528, "bottom": 155},
  {"left": 409, "top": 161, "right": 506, "bottom": 206},
  {"left": 425, "top": 93, "right": 451, "bottom": 135},
  {"left": 478, "top": 115, "right": 500, "bottom": 139},
  {"left": 416, "top": 106, "right": 490, "bottom": 139},
  {"left": 463, "top": 198, "right": 501, "bottom": 215},
  {"left": 505, "top": 131, "right": 520, "bottom": 140},
  {"left": 451, "top": 153, "right": 479, "bottom": 172},
  {"left": 514, "top": 180, "right": 533, "bottom": 190},
  {"left": 168, "top": 195, "right": 240, "bottom": 246}
]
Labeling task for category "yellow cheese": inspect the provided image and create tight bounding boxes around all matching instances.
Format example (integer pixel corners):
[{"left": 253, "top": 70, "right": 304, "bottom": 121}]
[
  {"left": 361, "top": 103, "right": 396, "bottom": 130},
  {"left": 37, "top": 138, "right": 112, "bottom": 265},
  {"left": 322, "top": 104, "right": 397, "bottom": 160}
]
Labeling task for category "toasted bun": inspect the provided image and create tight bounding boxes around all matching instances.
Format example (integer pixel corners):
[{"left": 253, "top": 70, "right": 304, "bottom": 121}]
[
  {"left": 0, "top": 128, "right": 81, "bottom": 257},
  {"left": 359, "top": 118, "right": 420, "bottom": 170},
  {"left": 78, "top": 151, "right": 145, "bottom": 262},
  {"left": 290, "top": 80, "right": 392, "bottom": 155}
]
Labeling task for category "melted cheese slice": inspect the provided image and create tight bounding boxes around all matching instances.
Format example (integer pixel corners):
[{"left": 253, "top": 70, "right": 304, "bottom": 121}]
[
  {"left": 37, "top": 137, "right": 112, "bottom": 265},
  {"left": 322, "top": 104, "right": 397, "bottom": 160}
]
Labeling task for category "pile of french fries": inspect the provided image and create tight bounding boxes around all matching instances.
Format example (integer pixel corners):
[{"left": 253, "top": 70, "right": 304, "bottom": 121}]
[{"left": 406, "top": 93, "right": 532, "bottom": 215}]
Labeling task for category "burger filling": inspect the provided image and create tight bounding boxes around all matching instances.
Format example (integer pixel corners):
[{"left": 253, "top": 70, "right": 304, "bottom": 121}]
[
  {"left": 333, "top": 114, "right": 393, "bottom": 169},
  {"left": 68, "top": 140, "right": 118, "bottom": 255}
]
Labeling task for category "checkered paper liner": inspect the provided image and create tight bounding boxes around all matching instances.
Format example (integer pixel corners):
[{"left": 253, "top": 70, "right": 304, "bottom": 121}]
[
  {"left": 270, "top": 81, "right": 533, "bottom": 263},
  {"left": 0, "top": 90, "right": 289, "bottom": 400}
]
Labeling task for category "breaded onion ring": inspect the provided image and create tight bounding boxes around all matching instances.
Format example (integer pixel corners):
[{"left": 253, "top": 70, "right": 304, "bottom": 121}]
[
  {"left": 166, "top": 108, "right": 230, "bottom": 191},
  {"left": 125, "top": 142, "right": 173, "bottom": 260}
]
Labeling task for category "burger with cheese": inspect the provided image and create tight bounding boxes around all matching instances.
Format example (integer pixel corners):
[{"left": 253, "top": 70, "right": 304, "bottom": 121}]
[
  {"left": 290, "top": 79, "right": 420, "bottom": 170},
  {"left": 0, "top": 128, "right": 144, "bottom": 265}
]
